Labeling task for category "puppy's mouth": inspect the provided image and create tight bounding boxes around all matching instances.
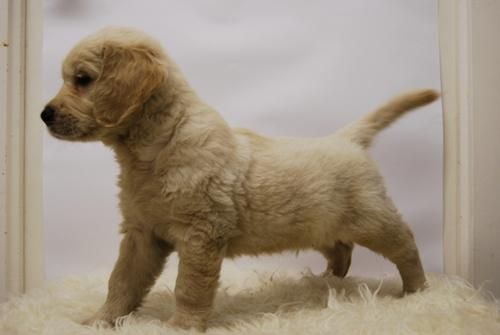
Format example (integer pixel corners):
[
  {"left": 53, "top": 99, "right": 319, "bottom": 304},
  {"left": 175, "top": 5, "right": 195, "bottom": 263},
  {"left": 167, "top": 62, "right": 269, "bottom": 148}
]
[
  {"left": 47, "top": 123, "right": 96, "bottom": 141},
  {"left": 45, "top": 117, "right": 92, "bottom": 141},
  {"left": 48, "top": 128, "right": 83, "bottom": 140}
]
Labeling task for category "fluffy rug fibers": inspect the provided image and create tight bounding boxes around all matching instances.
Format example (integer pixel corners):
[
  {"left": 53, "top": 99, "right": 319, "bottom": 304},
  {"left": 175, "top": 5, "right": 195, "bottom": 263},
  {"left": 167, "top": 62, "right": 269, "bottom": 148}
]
[{"left": 1, "top": 264, "right": 499, "bottom": 335}]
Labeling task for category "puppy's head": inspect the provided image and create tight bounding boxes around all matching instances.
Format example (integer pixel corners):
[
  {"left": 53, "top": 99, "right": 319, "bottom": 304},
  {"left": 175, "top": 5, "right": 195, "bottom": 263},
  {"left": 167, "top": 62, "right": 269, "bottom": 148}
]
[{"left": 42, "top": 27, "right": 167, "bottom": 141}]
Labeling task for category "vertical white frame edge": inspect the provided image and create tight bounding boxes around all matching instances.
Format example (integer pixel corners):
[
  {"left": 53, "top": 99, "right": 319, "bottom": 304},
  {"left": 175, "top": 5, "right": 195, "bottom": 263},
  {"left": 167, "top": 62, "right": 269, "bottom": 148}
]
[
  {"left": 25, "top": 0, "right": 45, "bottom": 292},
  {"left": 438, "top": 0, "right": 474, "bottom": 281},
  {"left": 0, "top": 0, "right": 44, "bottom": 301},
  {"left": 0, "top": 0, "right": 9, "bottom": 302}
]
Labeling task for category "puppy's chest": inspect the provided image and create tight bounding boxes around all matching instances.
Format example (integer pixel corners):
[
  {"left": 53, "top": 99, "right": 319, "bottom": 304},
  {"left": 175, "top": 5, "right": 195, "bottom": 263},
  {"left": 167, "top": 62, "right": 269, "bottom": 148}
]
[
  {"left": 117, "top": 169, "right": 173, "bottom": 221},
  {"left": 117, "top": 169, "right": 233, "bottom": 226}
]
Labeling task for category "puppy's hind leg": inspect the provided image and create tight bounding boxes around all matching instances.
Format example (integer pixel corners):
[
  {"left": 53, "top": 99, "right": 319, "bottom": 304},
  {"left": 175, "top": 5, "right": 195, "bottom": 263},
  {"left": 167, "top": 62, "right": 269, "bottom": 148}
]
[
  {"left": 319, "top": 241, "right": 354, "bottom": 278},
  {"left": 349, "top": 197, "right": 426, "bottom": 294}
]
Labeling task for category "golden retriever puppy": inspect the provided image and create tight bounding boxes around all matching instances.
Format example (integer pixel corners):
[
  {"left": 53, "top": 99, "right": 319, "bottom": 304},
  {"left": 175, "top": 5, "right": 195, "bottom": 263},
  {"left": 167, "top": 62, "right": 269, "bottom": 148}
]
[{"left": 42, "top": 27, "right": 439, "bottom": 331}]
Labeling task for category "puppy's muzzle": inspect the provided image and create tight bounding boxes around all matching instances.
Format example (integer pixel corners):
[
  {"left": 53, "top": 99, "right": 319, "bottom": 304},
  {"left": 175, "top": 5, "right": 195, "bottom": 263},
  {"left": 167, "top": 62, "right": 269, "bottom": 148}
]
[{"left": 41, "top": 105, "right": 56, "bottom": 126}]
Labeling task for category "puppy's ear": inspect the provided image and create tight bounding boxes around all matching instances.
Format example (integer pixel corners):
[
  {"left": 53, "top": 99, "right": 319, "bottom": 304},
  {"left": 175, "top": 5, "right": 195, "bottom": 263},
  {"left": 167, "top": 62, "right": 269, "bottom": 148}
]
[{"left": 92, "top": 42, "right": 167, "bottom": 127}]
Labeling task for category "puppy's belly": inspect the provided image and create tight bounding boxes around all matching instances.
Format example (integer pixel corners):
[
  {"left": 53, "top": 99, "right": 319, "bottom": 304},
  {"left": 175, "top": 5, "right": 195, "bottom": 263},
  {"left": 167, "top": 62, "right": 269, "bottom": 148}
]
[{"left": 225, "top": 217, "right": 338, "bottom": 257}]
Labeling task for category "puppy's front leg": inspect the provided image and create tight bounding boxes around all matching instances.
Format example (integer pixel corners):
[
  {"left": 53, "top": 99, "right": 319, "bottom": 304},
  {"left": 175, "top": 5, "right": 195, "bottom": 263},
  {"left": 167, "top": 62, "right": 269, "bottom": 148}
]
[
  {"left": 169, "top": 228, "right": 224, "bottom": 331},
  {"left": 84, "top": 227, "right": 172, "bottom": 326}
]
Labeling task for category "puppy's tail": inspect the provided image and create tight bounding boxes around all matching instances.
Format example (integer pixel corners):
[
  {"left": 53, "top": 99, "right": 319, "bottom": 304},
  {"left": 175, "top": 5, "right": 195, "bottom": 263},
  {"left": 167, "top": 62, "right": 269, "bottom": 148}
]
[{"left": 337, "top": 89, "right": 439, "bottom": 148}]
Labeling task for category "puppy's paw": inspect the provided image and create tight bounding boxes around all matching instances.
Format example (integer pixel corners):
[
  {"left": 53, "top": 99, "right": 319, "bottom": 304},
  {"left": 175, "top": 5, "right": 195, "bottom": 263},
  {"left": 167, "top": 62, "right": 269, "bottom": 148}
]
[
  {"left": 401, "top": 275, "right": 428, "bottom": 296},
  {"left": 82, "top": 316, "right": 112, "bottom": 328},
  {"left": 321, "top": 268, "right": 334, "bottom": 278},
  {"left": 167, "top": 312, "right": 207, "bottom": 332},
  {"left": 82, "top": 311, "right": 115, "bottom": 328}
]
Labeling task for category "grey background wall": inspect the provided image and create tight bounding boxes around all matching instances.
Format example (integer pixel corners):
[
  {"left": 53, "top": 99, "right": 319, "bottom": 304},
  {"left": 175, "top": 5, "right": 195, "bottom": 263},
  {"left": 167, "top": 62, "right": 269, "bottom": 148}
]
[{"left": 42, "top": 0, "right": 442, "bottom": 279}]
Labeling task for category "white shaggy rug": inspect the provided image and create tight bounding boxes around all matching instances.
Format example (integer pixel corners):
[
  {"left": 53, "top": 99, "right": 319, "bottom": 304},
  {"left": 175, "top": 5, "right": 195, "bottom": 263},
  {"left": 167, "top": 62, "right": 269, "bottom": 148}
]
[{"left": 1, "top": 264, "right": 499, "bottom": 335}]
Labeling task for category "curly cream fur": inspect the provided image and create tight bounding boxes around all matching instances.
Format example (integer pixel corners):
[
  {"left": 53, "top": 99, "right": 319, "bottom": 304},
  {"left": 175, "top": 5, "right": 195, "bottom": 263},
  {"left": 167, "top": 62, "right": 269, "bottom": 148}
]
[{"left": 43, "top": 27, "right": 439, "bottom": 331}]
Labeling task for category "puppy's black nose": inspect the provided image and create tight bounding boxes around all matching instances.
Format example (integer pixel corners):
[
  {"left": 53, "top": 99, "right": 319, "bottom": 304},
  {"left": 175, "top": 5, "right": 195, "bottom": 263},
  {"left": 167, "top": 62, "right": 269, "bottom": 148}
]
[{"left": 41, "top": 106, "right": 55, "bottom": 125}]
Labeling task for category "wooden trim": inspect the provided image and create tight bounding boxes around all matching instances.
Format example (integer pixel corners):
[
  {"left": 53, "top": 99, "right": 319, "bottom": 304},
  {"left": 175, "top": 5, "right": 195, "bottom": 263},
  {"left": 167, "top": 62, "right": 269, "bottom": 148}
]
[
  {"left": 0, "top": 0, "right": 44, "bottom": 301},
  {"left": 438, "top": 0, "right": 474, "bottom": 281}
]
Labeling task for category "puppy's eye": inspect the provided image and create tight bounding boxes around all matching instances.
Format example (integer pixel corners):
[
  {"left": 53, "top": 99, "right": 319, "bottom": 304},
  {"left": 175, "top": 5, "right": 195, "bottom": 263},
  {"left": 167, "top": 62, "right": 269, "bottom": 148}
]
[{"left": 74, "top": 73, "right": 93, "bottom": 87}]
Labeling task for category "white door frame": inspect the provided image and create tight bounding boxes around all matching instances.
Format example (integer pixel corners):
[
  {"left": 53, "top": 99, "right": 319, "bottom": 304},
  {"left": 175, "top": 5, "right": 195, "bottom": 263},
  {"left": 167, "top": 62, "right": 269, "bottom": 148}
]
[
  {"left": 1, "top": 0, "right": 497, "bottom": 300},
  {"left": 440, "top": 0, "right": 500, "bottom": 296},
  {"left": 439, "top": 0, "right": 500, "bottom": 297},
  {"left": 438, "top": 0, "right": 474, "bottom": 282},
  {"left": 0, "top": 0, "right": 44, "bottom": 301}
]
